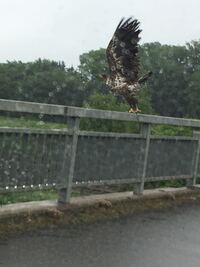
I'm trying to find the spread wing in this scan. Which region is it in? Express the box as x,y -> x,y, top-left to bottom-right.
106,17 -> 141,82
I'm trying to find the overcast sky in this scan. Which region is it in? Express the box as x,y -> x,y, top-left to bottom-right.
0,0 -> 200,66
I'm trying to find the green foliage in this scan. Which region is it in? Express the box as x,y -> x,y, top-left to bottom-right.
80,93 -> 140,132
186,70 -> 200,117
0,188 -> 88,205
0,115 -> 66,129
139,43 -> 189,117
78,48 -> 109,97
145,179 -> 186,189
139,41 -> 200,118
79,48 -> 108,79
0,59 -> 85,107
152,125 -> 192,136
0,190 -> 57,205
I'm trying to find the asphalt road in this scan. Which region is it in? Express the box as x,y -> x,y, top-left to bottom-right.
1,203 -> 200,267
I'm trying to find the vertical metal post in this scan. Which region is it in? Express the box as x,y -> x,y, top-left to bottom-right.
134,123 -> 151,195
188,131 -> 200,187
58,117 -> 80,204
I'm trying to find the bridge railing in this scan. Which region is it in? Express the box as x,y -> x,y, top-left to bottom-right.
0,99 -> 200,203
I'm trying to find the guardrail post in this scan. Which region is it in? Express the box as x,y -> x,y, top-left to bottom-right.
58,116 -> 80,204
187,131 -> 200,187
134,123 -> 151,195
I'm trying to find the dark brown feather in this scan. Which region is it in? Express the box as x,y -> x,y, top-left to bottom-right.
106,17 -> 141,82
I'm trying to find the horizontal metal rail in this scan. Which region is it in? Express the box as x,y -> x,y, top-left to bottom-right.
0,98 -> 200,128
0,127 -> 196,141
0,99 -> 65,116
0,127 -> 69,135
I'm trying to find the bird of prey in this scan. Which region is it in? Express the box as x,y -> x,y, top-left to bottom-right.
101,17 -> 152,113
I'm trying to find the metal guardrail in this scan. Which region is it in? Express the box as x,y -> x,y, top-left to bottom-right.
0,99 -> 199,203
1,98 -> 200,127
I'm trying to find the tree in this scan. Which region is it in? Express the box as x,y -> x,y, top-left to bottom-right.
78,48 -> 109,96
186,71 -> 200,117
0,59 -> 85,107
139,42 -> 190,117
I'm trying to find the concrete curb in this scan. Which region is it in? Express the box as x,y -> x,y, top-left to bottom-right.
1,186 -> 200,219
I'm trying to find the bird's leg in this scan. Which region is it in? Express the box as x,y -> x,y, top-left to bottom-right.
135,105 -> 141,113
128,108 -> 134,113
128,105 -> 141,113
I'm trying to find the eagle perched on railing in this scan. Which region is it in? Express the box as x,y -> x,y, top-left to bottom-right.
101,17 -> 152,113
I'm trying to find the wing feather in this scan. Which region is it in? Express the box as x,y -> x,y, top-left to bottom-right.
106,17 -> 141,82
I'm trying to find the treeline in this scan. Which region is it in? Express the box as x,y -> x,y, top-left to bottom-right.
1,40 -> 200,119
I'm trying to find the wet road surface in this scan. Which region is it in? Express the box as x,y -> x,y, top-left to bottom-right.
1,203 -> 200,267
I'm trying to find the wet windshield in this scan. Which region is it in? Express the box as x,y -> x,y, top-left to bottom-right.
0,1 -> 200,266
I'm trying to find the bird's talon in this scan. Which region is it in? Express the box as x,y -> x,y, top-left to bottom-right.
128,108 -> 141,113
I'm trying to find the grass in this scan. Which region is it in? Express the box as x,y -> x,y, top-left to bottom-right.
0,190 -> 58,205
0,188 -> 86,205
0,115 -> 66,129
152,124 -> 192,136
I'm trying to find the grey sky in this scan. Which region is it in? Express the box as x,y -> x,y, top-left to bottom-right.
0,0 -> 200,66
